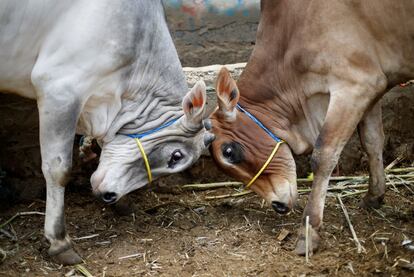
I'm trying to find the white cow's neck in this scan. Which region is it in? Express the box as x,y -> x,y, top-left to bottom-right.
78,1 -> 188,143
113,22 -> 188,140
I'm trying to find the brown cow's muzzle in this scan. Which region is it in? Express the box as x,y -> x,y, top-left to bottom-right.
250,174 -> 297,214
272,201 -> 290,214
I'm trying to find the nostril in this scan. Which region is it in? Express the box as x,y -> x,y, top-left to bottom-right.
102,192 -> 117,204
272,201 -> 290,214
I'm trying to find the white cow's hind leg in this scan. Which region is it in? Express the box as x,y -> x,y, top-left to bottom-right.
358,101 -> 386,208
33,72 -> 82,265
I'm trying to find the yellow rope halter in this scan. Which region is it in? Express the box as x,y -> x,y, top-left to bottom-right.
125,117 -> 182,184
245,141 -> 284,189
134,138 -> 152,183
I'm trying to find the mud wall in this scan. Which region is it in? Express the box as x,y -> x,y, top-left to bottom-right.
164,0 -> 260,66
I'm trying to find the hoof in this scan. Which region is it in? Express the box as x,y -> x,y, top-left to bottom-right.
51,248 -> 82,265
294,226 -> 320,256
358,195 -> 384,209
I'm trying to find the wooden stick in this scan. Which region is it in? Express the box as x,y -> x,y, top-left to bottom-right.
181,168 -> 413,192
182,181 -> 243,190
204,190 -> 253,200
196,168 -> 414,200
0,211 -> 45,230
386,175 -> 400,193
206,180 -> 414,200
394,176 -> 414,194
386,174 -> 414,179
340,189 -> 368,198
296,168 -> 414,183
297,175 -> 366,183
298,180 -> 414,194
75,265 -> 93,277
0,248 -> 6,262
73,234 -> 100,241
386,167 -> 414,173
118,253 -> 143,260
305,215 -> 310,263
385,153 -> 406,171
337,196 -> 364,254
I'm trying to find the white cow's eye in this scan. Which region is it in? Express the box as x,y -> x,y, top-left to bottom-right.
168,150 -> 183,168
172,150 -> 183,161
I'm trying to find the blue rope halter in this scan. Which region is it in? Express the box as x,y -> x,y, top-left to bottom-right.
236,104 -> 282,142
123,115 -> 182,183
125,116 -> 182,139
235,103 -> 284,188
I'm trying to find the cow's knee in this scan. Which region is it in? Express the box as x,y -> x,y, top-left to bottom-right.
42,156 -> 72,187
310,144 -> 339,177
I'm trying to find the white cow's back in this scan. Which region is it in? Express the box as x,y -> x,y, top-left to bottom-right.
0,0 -> 74,98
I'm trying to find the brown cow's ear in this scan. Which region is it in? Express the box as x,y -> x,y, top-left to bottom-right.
216,67 -> 239,120
182,80 -> 207,126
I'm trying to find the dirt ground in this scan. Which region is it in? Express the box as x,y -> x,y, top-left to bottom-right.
1,164 -> 414,277
1,4 -> 414,273
0,72 -> 414,277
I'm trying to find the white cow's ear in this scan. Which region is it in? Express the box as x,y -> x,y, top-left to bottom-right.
216,67 -> 239,120
182,80 -> 207,126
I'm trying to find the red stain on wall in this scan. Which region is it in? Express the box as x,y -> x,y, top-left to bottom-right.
181,5 -> 198,17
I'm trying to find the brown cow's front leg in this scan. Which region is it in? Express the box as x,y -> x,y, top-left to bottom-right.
294,84 -> 385,255
358,102 -> 385,209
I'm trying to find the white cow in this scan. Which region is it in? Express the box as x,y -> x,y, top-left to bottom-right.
0,0 -> 214,264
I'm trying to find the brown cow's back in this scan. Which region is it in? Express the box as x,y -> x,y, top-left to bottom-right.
237,0 -> 414,153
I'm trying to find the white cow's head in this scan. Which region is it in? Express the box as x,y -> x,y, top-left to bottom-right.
90,81 -> 214,203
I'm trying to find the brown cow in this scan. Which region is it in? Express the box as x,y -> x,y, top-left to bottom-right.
209,0 -> 414,255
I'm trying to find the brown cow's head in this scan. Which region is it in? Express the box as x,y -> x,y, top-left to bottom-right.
209,67 -> 298,214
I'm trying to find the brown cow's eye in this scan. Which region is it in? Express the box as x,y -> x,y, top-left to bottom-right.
221,142 -> 244,164
223,147 -> 233,158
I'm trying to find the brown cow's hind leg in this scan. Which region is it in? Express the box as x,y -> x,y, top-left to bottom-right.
358,102 -> 386,209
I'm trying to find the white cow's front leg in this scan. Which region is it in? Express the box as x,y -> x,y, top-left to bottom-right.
44,182 -> 79,263
34,76 -> 83,265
